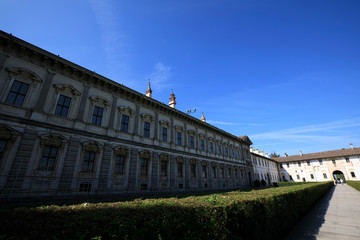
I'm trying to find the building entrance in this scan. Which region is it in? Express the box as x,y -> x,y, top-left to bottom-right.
333,170 -> 346,183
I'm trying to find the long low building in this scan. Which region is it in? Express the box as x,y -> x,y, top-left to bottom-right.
275,146 -> 360,182
0,31 -> 254,200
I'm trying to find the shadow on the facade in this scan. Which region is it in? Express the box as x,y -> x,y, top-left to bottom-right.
282,185 -> 335,240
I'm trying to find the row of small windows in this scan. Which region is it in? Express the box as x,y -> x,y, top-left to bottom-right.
281,158 -> 353,168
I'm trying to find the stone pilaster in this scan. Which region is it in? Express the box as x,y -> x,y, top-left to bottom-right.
58,137 -> 81,192
184,158 -> 190,189
154,111 -> 159,141
108,96 -> 118,129
34,71 -> 55,112
76,84 -> 90,122
170,155 -> 176,189
208,162 -> 213,188
133,103 -> 140,136
197,160 -> 202,188
151,151 -> 159,191
127,147 -> 139,191
97,143 -> 112,192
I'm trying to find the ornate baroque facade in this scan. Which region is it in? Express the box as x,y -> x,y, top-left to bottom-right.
0,31 -> 254,200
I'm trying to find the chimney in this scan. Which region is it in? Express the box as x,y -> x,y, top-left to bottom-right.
169,90 -> 176,108
146,81 -> 152,98
299,150 -> 303,156
254,148 -> 259,154
350,143 -> 354,149
284,153 -> 288,157
259,150 -> 264,156
200,112 -> 206,122
250,147 -> 253,152
265,153 -> 269,158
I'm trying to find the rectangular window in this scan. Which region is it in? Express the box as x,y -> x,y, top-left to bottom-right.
5,80 -> 30,106
82,151 -> 96,173
346,158 -> 350,163
55,95 -> 71,117
162,127 -> 167,141
161,160 -> 167,177
221,168 -> 225,178
177,162 -> 183,177
92,106 -> 103,126
351,172 -> 356,178
0,140 -> 7,159
140,158 -> 148,175
319,160 -> 323,165
190,164 -> 196,178
310,174 -> 314,179
202,166 -> 207,178
143,122 -> 150,137
323,173 -> 327,179
287,163 -> 290,168
332,160 -> 336,164
200,139 -> 205,151
39,145 -> 58,171
120,115 -> 129,132
210,142 -> 214,153
189,136 -> 194,148
225,147 -> 228,156
307,161 -> 310,166
79,183 -> 92,192
232,149 -> 235,158
297,175 -> 300,180
235,169 -> 238,179
298,162 -> 301,167
114,155 -> 125,174
218,145 -> 222,155
228,168 -> 231,178
212,166 -> 216,178
177,132 -> 182,145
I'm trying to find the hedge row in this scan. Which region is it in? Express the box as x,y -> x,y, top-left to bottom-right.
347,181 -> 360,191
273,181 -> 312,187
0,182 -> 333,240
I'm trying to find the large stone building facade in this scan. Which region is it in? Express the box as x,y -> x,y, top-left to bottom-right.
0,31 -> 254,200
275,146 -> 360,182
250,148 -> 280,185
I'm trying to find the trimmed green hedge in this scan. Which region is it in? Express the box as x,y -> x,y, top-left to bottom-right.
0,182 -> 333,240
274,181 -> 313,187
347,181 -> 360,191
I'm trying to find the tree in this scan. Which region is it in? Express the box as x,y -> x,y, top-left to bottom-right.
269,152 -> 280,158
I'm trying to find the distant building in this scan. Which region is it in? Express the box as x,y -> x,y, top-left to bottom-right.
250,147 -> 280,185
0,31 -> 253,200
274,146 -> 360,182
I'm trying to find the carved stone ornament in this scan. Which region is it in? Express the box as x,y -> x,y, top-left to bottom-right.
201,160 -> 207,166
139,150 -> 151,159
53,84 -> 81,96
82,142 -> 101,152
89,96 -> 111,108
208,137 -> 214,141
6,67 -> 42,84
219,163 -> 224,168
190,158 -> 197,165
176,156 -> 184,163
40,134 -> 67,147
174,125 -> 184,132
114,146 -> 129,156
211,162 -> 217,167
198,133 -> 205,139
187,130 -> 196,136
117,106 -> 135,116
159,120 -> 170,127
160,154 -> 170,161
0,125 -> 21,141
141,113 -> 154,122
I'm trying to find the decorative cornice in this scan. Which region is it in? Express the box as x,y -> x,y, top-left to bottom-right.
53,84 -> 81,96
117,106 -> 135,117
89,96 -> 111,108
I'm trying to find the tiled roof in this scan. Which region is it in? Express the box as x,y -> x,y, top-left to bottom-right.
273,147 -> 360,163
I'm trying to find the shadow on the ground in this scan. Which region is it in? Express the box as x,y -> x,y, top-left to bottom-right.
282,185 -> 336,240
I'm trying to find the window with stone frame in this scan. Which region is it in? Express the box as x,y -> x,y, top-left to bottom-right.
143,121 -> 150,137
310,174 -> 314,179
120,115 -> 130,132
218,144 -> 222,155
202,165 -> 207,178
162,127 -> 167,141
140,158 -> 148,176
323,173 -> 327,179
177,132 -> 182,145
319,160 -> 323,165
161,160 -> 168,177
235,168 -> 238,179
221,167 -> 225,178
52,84 -> 81,118
228,167 -> 232,179
114,155 -> 126,175
0,139 -> 7,160
231,149 -> 235,158
346,157 -> 350,163
55,94 -> 71,117
212,165 -> 217,178
92,106 -> 104,126
210,142 -> 214,153
350,172 -> 356,178
0,125 -> 20,169
200,139 -> 205,151
297,175 -> 300,180
189,135 -> 194,148
190,164 -> 196,178
80,142 -> 101,174
225,146 -> 228,157
39,145 -> 58,171
89,96 -> 110,127
177,162 -> 183,177
5,80 -> 30,106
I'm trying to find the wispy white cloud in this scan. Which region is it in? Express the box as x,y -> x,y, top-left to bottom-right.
207,120 -> 236,125
207,121 -> 266,126
250,118 -> 360,144
149,62 -> 172,93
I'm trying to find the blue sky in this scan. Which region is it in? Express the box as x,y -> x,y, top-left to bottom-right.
1,0 -> 360,156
